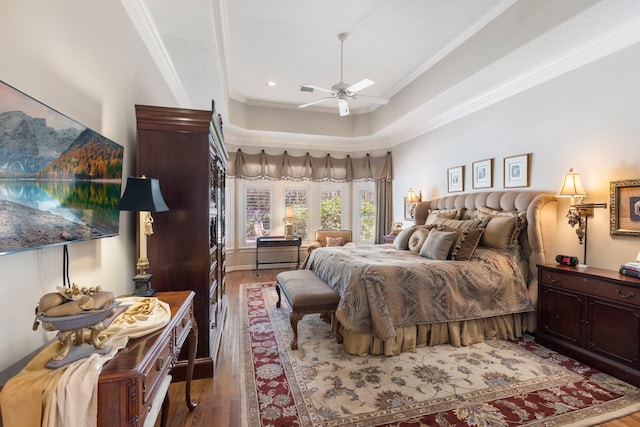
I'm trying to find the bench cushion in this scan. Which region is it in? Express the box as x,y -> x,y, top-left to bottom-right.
276,270 -> 339,309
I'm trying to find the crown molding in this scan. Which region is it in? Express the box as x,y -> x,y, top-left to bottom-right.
121,0 -> 190,106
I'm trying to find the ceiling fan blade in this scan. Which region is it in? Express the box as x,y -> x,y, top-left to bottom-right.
298,97 -> 334,109
346,78 -> 374,93
300,84 -> 335,94
353,94 -> 389,105
338,99 -> 350,116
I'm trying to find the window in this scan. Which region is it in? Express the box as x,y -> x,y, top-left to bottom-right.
357,186 -> 376,242
284,187 -> 309,241
245,186 -> 271,242
236,180 -> 375,246
320,188 -> 343,230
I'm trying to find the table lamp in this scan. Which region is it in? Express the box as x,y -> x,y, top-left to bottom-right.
116,176 -> 169,296
283,206 -> 297,239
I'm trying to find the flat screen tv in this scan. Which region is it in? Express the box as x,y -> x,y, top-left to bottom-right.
0,81 -> 124,255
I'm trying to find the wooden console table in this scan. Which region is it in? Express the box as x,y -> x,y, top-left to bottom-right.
0,290 -> 198,427
256,236 -> 301,270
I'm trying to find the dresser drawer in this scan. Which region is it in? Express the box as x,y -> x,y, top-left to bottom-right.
174,309 -> 193,349
143,337 -> 172,404
540,269 -> 640,307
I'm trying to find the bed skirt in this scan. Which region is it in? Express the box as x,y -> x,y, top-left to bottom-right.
332,313 -> 529,356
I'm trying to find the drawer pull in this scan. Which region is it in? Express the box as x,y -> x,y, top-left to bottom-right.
156,357 -> 164,371
615,289 -> 635,299
548,275 -> 561,284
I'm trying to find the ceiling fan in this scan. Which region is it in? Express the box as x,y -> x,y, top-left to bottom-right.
298,32 -> 389,117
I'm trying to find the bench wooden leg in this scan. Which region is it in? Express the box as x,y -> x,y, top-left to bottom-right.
276,283 -> 282,308
290,312 -> 303,350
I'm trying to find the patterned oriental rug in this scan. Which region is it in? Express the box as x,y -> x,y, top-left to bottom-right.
240,283 -> 640,426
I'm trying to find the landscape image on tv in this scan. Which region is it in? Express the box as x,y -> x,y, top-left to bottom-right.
0,81 -> 124,255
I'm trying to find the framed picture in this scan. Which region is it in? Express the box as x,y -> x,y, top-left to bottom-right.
404,197 -> 415,220
472,158 -> 493,189
503,153 -> 531,188
610,179 -> 640,237
447,166 -> 464,193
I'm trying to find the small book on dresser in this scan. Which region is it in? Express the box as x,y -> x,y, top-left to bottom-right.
620,262 -> 640,279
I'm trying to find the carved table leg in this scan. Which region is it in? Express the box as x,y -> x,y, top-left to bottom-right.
185,320 -> 198,411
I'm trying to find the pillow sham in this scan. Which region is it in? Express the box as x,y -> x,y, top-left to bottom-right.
419,229 -> 457,260
325,236 -> 345,247
432,216 -> 485,229
476,207 -> 527,257
392,225 -> 418,250
408,226 -> 431,253
425,208 -> 463,225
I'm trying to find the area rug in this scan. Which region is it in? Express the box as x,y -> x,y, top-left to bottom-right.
240,282 -> 640,426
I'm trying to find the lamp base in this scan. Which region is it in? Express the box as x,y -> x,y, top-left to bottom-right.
284,223 -> 294,239
132,273 -> 155,297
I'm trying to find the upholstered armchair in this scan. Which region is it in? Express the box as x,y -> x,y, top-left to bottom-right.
307,230 -> 353,254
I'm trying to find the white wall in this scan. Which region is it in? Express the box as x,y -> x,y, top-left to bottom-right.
0,0 -> 177,371
392,41 -> 640,271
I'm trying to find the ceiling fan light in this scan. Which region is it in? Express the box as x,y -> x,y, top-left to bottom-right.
338,99 -> 349,116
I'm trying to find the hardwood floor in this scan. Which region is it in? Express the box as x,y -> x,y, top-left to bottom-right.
161,269 -> 640,427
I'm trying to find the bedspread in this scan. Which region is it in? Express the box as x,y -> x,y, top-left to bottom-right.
305,245 -> 533,341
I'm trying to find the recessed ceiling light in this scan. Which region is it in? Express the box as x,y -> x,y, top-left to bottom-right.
266,81 -> 276,87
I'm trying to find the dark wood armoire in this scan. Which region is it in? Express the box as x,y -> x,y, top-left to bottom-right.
134,104 -> 227,379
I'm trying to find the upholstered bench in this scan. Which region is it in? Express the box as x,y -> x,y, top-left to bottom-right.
276,270 -> 340,350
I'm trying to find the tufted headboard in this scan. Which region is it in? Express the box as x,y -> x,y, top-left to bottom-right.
413,191 -> 557,329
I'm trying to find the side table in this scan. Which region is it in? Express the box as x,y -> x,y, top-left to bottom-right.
383,234 -> 398,244
537,264 -> 640,387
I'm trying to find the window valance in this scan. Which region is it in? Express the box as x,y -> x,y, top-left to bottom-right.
227,149 -> 392,182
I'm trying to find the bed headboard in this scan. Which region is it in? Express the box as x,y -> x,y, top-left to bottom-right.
413,191 -> 557,314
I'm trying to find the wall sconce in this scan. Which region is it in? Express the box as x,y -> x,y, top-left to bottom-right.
556,168 -> 607,266
116,176 -> 169,296
283,206 -> 297,240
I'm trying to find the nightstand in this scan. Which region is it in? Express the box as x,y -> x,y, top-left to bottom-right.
536,264 -> 640,387
383,234 -> 397,244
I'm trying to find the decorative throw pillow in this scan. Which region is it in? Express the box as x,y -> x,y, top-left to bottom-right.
438,225 -> 485,261
476,207 -> 527,257
419,229 -> 457,260
392,225 -> 418,250
432,217 -> 485,230
325,236 -> 345,247
408,226 -> 431,253
425,208 -> 463,225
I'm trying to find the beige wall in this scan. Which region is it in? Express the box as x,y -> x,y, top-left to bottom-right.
392,41 -> 640,271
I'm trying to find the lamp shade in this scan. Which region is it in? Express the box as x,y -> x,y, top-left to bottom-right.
116,177 -> 169,212
406,188 -> 417,203
557,168 -> 587,198
283,206 -> 297,221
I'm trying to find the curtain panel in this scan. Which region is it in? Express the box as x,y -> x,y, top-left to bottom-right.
227,149 -> 393,183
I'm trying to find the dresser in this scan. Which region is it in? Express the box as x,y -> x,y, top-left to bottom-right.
537,264 -> 640,387
135,104 -> 228,379
0,291 -> 197,427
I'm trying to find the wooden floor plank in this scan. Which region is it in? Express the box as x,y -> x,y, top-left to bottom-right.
161,268 -> 640,427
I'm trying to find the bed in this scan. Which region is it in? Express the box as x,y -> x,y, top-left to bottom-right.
304,191 -> 557,356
